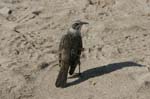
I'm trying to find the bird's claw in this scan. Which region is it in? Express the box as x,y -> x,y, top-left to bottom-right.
78,73 -> 82,77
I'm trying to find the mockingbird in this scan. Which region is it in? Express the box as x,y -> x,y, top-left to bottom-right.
55,20 -> 88,88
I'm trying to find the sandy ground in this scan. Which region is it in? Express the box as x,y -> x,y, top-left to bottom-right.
0,0 -> 150,99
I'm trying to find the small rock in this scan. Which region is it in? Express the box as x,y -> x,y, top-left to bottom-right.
88,0 -> 94,5
24,74 -> 32,81
89,80 -> 97,86
143,34 -> 148,37
14,49 -> 20,55
38,62 -> 49,69
92,82 -> 97,86
0,7 -> 12,17
97,47 -> 102,51
32,10 -> 42,16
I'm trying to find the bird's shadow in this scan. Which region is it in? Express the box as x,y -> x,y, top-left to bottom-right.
67,61 -> 144,87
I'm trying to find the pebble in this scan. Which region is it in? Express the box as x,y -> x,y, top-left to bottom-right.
0,7 -> 12,17
38,62 -> 49,69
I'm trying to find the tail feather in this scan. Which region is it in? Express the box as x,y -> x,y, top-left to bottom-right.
55,62 -> 69,88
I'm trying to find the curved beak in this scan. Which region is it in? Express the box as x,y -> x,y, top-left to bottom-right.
81,21 -> 89,25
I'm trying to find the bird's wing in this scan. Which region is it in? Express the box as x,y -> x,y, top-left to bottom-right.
58,34 -> 72,66
56,34 -> 72,87
77,35 -> 83,55
59,34 -> 72,51
69,35 -> 83,75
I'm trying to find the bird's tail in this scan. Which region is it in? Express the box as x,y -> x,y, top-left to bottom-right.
55,62 -> 69,88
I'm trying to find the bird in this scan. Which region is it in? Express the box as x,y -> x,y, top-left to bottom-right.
55,20 -> 88,88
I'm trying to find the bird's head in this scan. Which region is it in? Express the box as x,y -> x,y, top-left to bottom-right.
71,20 -> 89,31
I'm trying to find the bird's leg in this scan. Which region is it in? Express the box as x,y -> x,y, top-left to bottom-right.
59,53 -> 62,67
78,60 -> 82,77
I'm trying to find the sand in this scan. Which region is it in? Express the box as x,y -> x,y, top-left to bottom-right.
0,0 -> 150,99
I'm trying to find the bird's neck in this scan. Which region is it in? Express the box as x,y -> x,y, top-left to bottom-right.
68,28 -> 81,36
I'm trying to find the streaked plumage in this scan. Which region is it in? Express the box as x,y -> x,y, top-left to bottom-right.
55,20 -> 88,88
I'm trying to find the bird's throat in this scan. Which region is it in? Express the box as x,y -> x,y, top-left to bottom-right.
69,28 -> 81,36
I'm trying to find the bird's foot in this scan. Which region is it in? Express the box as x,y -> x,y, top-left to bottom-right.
78,73 -> 82,77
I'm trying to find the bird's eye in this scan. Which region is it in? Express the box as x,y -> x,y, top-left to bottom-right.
75,23 -> 79,26
72,23 -> 80,29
